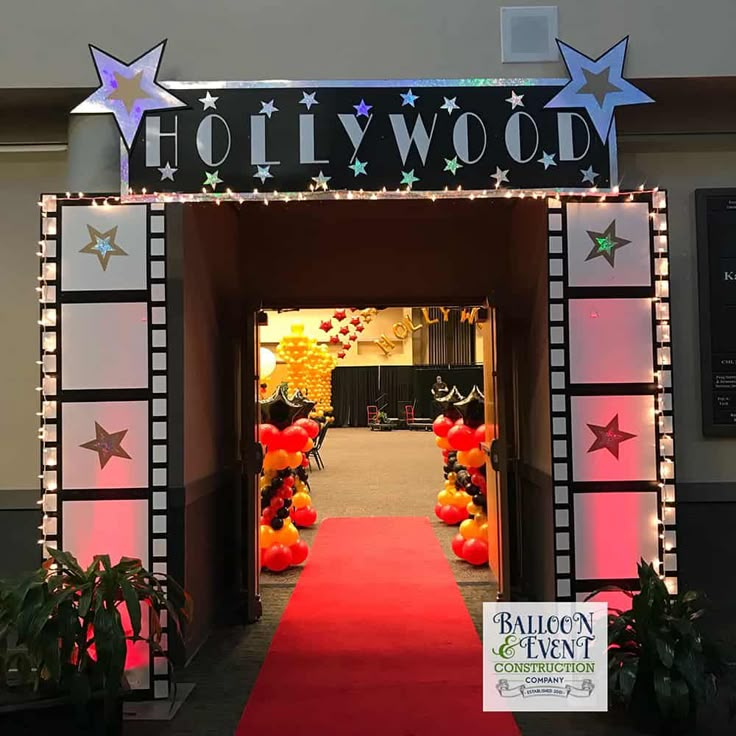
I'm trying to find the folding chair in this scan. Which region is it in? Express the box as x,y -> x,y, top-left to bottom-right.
307,424 -> 329,470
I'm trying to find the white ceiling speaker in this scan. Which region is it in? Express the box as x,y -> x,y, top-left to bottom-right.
501,6 -> 560,63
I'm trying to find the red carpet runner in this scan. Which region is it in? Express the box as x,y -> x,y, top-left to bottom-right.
236,517 -> 520,736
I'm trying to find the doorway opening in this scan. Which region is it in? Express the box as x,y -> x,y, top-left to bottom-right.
255,303 -> 500,607
176,196 -> 552,643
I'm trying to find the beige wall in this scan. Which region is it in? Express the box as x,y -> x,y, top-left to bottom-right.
0,152 -> 67,499
0,1 -> 733,88
260,307 -> 414,366
620,138 -> 736,484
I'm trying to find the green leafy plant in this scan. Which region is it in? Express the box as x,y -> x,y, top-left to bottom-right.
591,559 -> 718,734
0,549 -> 191,721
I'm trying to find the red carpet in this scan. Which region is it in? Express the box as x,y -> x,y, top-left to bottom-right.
236,517 -> 520,736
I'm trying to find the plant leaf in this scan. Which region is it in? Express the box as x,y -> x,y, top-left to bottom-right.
119,578 -> 142,639
655,637 -> 675,668
653,666 -> 673,718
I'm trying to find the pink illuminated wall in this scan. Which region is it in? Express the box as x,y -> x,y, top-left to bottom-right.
573,492 -> 659,580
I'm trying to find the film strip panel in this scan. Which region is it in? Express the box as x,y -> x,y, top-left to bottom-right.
39,195 -> 169,699
547,191 -> 676,604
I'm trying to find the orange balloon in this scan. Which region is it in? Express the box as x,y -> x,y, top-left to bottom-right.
259,524 -> 276,548
460,518 -> 483,541
457,448 -> 485,469
286,451 -> 303,468
304,438 -> 314,452
264,449 -> 290,470
435,436 -> 452,450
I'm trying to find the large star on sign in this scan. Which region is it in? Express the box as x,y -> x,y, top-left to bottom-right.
544,37 -> 653,143
586,414 -> 636,459
80,422 -> 132,469
79,225 -> 127,271
585,220 -> 631,267
71,41 -> 187,150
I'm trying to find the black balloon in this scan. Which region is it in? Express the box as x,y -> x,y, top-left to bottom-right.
260,385 -> 302,429
277,507 -> 290,519
454,385 -> 485,428
473,494 -> 485,506
270,517 -> 284,530
290,389 -> 317,420
435,386 -> 464,418
283,498 -> 292,509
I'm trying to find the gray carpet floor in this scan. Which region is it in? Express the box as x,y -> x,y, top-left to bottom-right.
124,429 -> 664,735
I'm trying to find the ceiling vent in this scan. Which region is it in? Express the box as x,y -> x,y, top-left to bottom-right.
501,6 -> 559,63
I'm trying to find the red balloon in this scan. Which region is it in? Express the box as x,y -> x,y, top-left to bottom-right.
432,415 -> 455,438
281,425 -> 309,453
263,544 -> 293,572
462,538 -> 489,566
447,424 -> 477,452
301,455 -> 310,467
289,540 -> 309,565
434,502 -> 444,520
259,424 -> 280,449
439,504 -> 468,525
470,472 -> 486,488
291,505 -> 317,527
283,476 -> 295,487
270,497 -> 284,509
295,418 -> 320,439
451,533 -> 466,558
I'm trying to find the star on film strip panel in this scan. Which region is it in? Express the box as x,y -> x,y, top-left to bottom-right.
547,192 -> 676,604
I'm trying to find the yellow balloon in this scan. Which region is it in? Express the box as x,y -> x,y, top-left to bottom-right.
437,489 -> 454,506
287,451 -> 303,467
460,518 -> 483,541
467,502 -> 481,516
273,522 -> 299,546
292,492 -> 311,509
453,491 -> 472,508
259,524 -> 276,548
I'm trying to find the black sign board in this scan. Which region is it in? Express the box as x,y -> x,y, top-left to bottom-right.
124,82 -> 615,195
696,189 -> 736,435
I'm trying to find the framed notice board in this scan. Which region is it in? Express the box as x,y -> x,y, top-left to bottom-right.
696,189 -> 736,436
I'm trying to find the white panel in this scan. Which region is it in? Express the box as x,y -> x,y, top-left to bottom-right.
61,302 -> 149,390
568,298 -> 654,384
570,394 -> 657,482
60,204 -> 148,291
566,202 -> 652,287
574,492 -> 659,579
62,498 -> 149,567
61,401 -> 149,489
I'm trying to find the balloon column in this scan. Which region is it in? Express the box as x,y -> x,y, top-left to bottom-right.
432,388 -> 471,525
276,323 -> 316,396
435,386 -> 494,567
305,343 -> 337,413
259,387 -> 321,572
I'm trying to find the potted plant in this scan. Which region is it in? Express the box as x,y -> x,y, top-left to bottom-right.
0,549 -> 191,735
591,559 -> 724,734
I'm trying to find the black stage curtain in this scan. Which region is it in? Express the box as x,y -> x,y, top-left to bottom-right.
331,365 -> 483,427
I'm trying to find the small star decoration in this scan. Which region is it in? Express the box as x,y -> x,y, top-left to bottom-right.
204,170 -> 223,190
491,167 -> 509,187
586,414 -> 636,459
79,225 -> 127,271
400,170 -> 420,188
440,97 -> 459,115
254,165 -> 273,184
354,99 -> 372,117
400,89 -> 419,107
349,159 -> 367,176
444,157 -> 462,175
80,422 -> 132,469
259,100 -> 279,118
300,92 -> 318,110
505,91 -> 524,109
585,220 -> 632,267
312,170 -> 331,190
